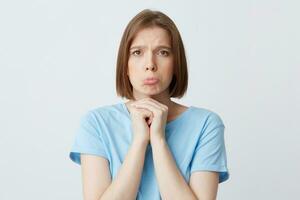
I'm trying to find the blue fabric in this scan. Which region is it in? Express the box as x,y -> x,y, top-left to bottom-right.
69,102 -> 230,199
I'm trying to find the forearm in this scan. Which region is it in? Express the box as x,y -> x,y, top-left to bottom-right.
100,139 -> 148,200
151,137 -> 197,200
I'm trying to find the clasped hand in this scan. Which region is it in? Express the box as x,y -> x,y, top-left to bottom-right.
130,97 -> 168,142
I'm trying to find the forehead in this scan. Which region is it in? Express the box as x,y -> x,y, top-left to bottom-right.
130,26 -> 171,46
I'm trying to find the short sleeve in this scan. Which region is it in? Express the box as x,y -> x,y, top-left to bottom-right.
69,111 -> 109,165
190,113 -> 230,183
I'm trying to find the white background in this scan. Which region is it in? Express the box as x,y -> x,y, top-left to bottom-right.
0,0 -> 299,199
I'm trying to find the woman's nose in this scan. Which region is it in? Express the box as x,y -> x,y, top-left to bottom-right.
145,53 -> 157,71
146,65 -> 156,71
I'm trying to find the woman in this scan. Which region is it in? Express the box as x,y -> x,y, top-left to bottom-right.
70,9 -> 229,200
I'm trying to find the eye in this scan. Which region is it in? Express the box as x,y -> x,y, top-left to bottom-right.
158,50 -> 170,56
131,50 -> 141,56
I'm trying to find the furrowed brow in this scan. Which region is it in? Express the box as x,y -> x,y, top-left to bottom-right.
129,45 -> 172,50
155,45 -> 172,50
130,45 -> 145,50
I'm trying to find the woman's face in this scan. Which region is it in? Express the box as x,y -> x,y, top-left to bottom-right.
127,26 -> 174,100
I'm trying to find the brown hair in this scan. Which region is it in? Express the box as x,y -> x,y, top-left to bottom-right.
116,9 -> 188,100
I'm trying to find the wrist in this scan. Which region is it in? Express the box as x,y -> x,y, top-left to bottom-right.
132,137 -> 149,147
150,136 -> 166,146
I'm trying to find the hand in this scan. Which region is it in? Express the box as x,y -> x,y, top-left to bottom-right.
131,98 -> 168,142
127,100 -> 152,144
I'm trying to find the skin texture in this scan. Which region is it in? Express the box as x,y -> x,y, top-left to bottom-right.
80,26 -> 219,200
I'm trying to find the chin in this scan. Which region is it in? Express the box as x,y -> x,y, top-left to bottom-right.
143,92 -> 159,96
135,84 -> 168,97
144,89 -> 166,97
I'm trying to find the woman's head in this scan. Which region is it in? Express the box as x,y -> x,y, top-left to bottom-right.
116,9 -> 188,100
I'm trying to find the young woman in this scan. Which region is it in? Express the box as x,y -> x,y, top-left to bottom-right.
70,9 -> 229,200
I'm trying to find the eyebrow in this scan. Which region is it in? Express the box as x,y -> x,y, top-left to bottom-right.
129,45 -> 172,51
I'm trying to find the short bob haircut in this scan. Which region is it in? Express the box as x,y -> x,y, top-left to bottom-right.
116,9 -> 188,100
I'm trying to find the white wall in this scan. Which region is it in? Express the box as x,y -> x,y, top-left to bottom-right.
0,0 -> 299,199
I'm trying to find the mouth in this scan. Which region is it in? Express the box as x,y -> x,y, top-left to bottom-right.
144,78 -> 159,85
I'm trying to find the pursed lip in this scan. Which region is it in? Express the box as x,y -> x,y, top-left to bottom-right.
144,77 -> 159,84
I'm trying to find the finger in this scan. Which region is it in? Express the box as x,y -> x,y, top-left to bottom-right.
134,106 -> 154,120
134,102 -> 162,114
142,110 -> 153,126
146,117 -> 152,126
140,98 -> 168,109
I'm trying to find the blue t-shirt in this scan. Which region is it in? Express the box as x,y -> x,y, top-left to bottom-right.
69,102 -> 229,199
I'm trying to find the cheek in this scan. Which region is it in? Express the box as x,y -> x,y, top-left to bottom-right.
128,57 -> 143,67
127,65 -> 140,82
128,60 -> 142,75
158,56 -> 173,67
161,60 -> 174,74
127,58 -> 136,74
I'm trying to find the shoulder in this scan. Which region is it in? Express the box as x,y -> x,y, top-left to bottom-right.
188,106 -> 226,144
80,102 -> 125,125
86,102 -> 123,117
190,105 -> 225,127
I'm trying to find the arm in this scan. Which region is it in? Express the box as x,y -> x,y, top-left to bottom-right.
81,139 -> 148,200
151,136 -> 219,200
189,171 -> 219,200
151,136 -> 198,200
